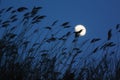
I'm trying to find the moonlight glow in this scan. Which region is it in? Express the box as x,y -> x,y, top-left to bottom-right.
75,25 -> 86,36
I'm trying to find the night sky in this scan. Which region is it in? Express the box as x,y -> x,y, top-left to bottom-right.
41,0 -> 120,38
1,0 -> 120,39
0,0 -> 120,79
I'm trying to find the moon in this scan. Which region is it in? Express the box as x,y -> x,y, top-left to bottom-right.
75,25 -> 86,36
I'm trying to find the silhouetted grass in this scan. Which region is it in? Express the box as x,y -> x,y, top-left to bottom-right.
0,6 -> 120,80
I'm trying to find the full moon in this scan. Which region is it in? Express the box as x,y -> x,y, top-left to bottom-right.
75,25 -> 86,36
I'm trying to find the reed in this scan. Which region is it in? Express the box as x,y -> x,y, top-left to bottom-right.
0,6 -> 120,80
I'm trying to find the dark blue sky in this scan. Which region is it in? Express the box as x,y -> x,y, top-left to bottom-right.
40,0 -> 120,38
1,0 -> 120,38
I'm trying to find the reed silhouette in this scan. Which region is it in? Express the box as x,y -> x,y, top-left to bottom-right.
75,29 -> 83,38
0,6 -> 120,80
